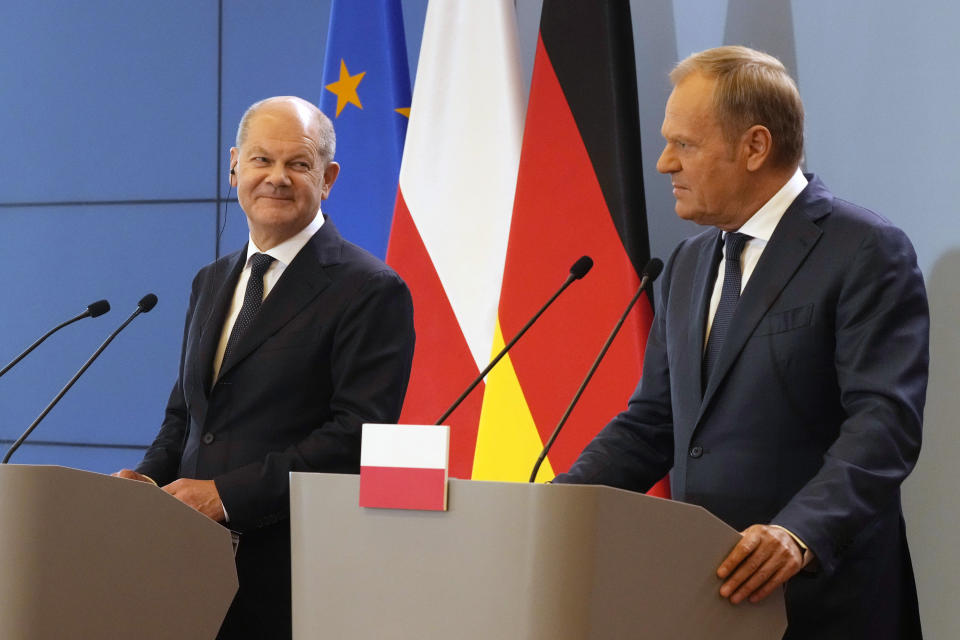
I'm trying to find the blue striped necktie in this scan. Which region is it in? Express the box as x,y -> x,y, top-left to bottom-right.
703,232 -> 749,388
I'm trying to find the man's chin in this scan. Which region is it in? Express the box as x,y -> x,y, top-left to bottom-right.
255,198 -> 295,209
250,202 -> 298,219
674,203 -> 694,221
673,204 -> 712,227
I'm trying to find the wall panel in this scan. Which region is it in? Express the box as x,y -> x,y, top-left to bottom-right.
0,1 -> 219,202
0,203 -> 211,449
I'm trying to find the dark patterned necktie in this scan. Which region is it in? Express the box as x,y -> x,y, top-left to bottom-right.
703,232 -> 750,387
222,252 -> 275,368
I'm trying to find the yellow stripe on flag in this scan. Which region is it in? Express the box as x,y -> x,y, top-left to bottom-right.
472,319 -> 554,482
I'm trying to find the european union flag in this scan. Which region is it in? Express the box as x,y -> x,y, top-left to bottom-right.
319,0 -> 411,259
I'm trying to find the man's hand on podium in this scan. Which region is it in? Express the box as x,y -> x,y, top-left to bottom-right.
112,469 -> 156,484
163,478 -> 226,523
112,471 -> 226,523
716,524 -> 803,605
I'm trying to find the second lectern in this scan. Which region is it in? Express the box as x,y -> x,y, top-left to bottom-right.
290,473 -> 786,639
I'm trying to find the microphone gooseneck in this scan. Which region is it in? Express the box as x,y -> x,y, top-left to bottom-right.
2,295 -> 157,464
0,300 -> 111,380
434,256 -> 594,426
529,258 -> 663,482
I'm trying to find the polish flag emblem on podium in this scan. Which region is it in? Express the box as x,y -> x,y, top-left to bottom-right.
359,424 -> 450,511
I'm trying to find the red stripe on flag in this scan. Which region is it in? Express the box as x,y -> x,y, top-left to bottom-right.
359,465 -> 447,511
500,35 -> 654,475
386,190 -> 484,479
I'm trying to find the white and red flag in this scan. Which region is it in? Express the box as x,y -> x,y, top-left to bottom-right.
385,0 -> 524,479
359,424 -> 450,511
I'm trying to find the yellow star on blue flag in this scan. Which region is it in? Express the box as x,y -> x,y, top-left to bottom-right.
319,0 -> 411,258
325,59 -> 366,117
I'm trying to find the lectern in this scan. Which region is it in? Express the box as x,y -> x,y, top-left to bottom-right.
290,473 -> 786,639
0,465 -> 238,640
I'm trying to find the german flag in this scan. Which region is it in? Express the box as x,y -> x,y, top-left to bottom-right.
473,1 -> 668,497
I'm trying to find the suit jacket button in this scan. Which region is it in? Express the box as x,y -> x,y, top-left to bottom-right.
689,445 -> 703,458
202,432 -> 215,445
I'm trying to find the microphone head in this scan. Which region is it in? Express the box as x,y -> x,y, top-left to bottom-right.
137,294 -> 158,313
87,300 -> 111,317
642,258 -> 664,282
570,256 -> 594,280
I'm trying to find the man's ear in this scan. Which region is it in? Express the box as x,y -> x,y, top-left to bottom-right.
229,147 -> 240,187
742,125 -> 773,172
321,161 -> 341,199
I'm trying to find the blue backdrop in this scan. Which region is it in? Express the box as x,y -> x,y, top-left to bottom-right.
1,1 -> 957,633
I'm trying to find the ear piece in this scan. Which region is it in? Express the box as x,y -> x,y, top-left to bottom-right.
230,167 -> 236,175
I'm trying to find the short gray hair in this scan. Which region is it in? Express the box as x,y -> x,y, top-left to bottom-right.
235,96 -> 336,164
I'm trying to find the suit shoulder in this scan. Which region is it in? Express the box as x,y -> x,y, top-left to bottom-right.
664,227 -> 716,271
337,239 -> 402,277
829,197 -> 889,225
191,248 -> 244,289
823,198 -> 917,255
678,227 -> 718,251
327,240 -> 409,301
197,248 -> 244,274
337,239 -> 394,272
824,196 -> 900,233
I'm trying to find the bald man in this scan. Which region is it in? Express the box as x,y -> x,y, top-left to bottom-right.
116,97 -> 416,638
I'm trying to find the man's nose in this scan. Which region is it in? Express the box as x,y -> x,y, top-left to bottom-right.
656,145 -> 678,174
266,164 -> 292,187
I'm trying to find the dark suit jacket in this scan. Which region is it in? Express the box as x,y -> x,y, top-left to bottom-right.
556,176 -> 928,639
136,217 -> 415,638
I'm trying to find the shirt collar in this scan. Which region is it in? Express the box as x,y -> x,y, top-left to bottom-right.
245,210 -> 325,268
735,167 -> 807,242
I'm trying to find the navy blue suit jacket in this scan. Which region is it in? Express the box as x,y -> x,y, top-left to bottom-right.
556,176 -> 928,639
137,217 -> 415,638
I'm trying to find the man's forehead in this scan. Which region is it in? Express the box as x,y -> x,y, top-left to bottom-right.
242,108 -> 321,148
663,75 -> 718,128
248,110 -> 313,132
244,141 -> 315,158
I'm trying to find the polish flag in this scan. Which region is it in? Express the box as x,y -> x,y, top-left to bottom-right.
384,0 -> 524,479
359,424 -> 450,511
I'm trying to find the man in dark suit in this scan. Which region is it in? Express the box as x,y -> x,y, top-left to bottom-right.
115,96 -> 415,638
554,47 -> 928,638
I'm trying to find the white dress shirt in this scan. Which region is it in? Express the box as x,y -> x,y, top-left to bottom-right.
704,168 -> 808,346
212,212 -> 325,381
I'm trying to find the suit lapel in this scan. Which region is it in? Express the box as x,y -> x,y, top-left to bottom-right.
678,232 -> 723,411
192,250 -> 246,398
216,220 -> 342,379
698,177 -> 832,416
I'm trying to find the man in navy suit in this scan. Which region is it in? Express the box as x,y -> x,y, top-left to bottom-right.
554,47 -> 928,638
116,96 -> 415,639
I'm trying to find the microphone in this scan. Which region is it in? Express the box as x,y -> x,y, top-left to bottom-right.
2,294 -> 158,464
529,258 -> 663,482
0,300 -> 110,380
435,256 -> 594,425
